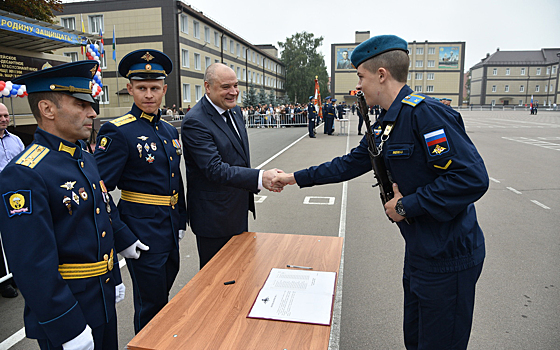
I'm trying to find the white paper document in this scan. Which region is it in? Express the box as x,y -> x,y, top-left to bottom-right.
247,268 -> 337,325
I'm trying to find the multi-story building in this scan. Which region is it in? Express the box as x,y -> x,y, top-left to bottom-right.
331,32 -> 465,107
54,0 -> 286,117
469,48 -> 560,107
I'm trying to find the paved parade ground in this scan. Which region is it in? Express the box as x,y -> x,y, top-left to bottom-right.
1,110 -> 559,349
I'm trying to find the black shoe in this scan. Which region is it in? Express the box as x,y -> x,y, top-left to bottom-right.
358,132 -> 363,135
1,285 -> 18,298
309,135 -> 316,138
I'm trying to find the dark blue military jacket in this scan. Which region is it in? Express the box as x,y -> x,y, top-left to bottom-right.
324,102 -> 336,118
295,85 -> 488,273
94,104 -> 187,254
0,128 -> 121,346
307,103 -> 316,119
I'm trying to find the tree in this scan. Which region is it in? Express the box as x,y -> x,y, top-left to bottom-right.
268,90 -> 277,107
242,83 -> 259,107
0,0 -> 63,24
257,87 -> 268,105
278,32 -> 329,105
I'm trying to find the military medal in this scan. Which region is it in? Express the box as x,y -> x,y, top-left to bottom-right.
146,154 -> 155,163
99,180 -> 111,213
144,143 -> 150,152
151,142 -> 157,151
172,139 -> 182,155
79,187 -> 88,201
60,181 -> 76,190
72,191 -> 80,205
137,143 -> 143,158
63,196 -> 72,215
137,136 -> 149,141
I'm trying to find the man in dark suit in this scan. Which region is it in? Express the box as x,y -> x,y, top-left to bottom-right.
181,63 -> 283,268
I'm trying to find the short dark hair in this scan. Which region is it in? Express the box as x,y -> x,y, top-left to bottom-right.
27,92 -> 64,121
362,50 -> 409,83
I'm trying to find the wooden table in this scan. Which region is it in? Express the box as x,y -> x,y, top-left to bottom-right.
127,232 -> 343,350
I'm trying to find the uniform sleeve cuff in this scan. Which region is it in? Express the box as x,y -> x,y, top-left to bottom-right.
401,195 -> 424,218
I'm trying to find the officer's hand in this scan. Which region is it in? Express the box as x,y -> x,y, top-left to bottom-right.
385,183 -> 405,222
178,229 -> 186,242
62,325 -> 94,350
119,240 -> 150,259
115,283 -> 126,304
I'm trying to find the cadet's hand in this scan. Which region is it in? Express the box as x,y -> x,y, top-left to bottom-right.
385,183 -> 405,222
262,168 -> 285,192
272,172 -> 297,187
178,229 -> 186,241
62,325 -> 94,350
115,283 -> 126,304
119,240 -> 149,259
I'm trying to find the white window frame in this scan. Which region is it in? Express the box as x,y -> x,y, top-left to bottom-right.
415,73 -> 423,80
230,40 -> 234,54
242,68 -> 246,81
535,85 -> 540,92
546,67 -> 550,75
415,60 -> 423,68
428,47 -> 435,55
195,85 -> 202,101
536,68 -> 541,75
61,17 -> 76,30
194,53 -> 201,70
205,56 -> 211,70
63,52 -> 79,62
493,68 -> 497,75
222,36 -> 227,50
427,73 -> 434,80
237,67 -> 241,80
427,60 -> 435,67
181,49 -> 189,68
506,68 -> 510,75
492,85 -> 496,92
242,46 -> 246,58
100,86 -> 109,104
491,100 -> 496,106
505,85 -> 509,92
204,26 -> 210,43
414,85 -> 422,92
100,54 -> 107,69
416,48 -> 424,55
407,73 -> 411,80
193,21 -> 200,39
183,83 -> 191,102
180,14 -> 188,34
236,43 -> 240,57
521,67 -> 525,75
88,15 -> 103,34
520,85 -> 524,92
214,31 -> 220,47
552,66 -> 557,74
426,85 -> 434,92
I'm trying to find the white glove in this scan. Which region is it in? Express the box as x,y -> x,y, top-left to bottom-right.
62,325 -> 94,350
178,229 -> 186,242
119,240 -> 149,259
115,283 -> 126,304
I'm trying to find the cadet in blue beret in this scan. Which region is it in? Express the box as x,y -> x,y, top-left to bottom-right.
323,96 -> 337,135
307,96 -> 316,138
273,34 -> 488,350
1,60 -> 125,350
94,49 -> 187,333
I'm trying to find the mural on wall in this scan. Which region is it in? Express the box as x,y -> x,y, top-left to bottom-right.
336,48 -> 354,69
439,46 -> 459,68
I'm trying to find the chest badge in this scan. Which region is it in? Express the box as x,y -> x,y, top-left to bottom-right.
172,139 -> 182,155
63,196 -> 72,215
137,143 -> 143,158
146,154 -> 155,163
144,143 -> 150,152
151,142 -> 157,151
137,136 -> 149,141
60,181 -> 77,190
79,187 -> 88,201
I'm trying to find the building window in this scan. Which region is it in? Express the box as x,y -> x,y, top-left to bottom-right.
252,51 -> 255,62
237,67 -> 241,80
415,73 -> 423,80
242,68 -> 246,80
214,59 -> 219,64
506,68 -> 510,75
194,53 -> 201,70
416,48 -> 424,55
426,85 -> 434,92
521,67 -> 525,75
205,56 -> 211,70
222,36 -> 227,50
214,31 -> 220,47
428,47 -> 435,55
545,85 -> 548,92
204,26 -> 210,43
520,85 -> 524,92
427,73 -> 434,80
551,83 -> 555,91
193,21 -> 200,39
88,15 -> 103,34
505,85 -> 509,92
181,49 -> 189,67
407,73 -> 411,80
100,86 -> 109,104
195,85 -> 202,101
546,67 -> 550,75
230,40 -> 234,54
492,85 -> 496,92
236,43 -> 240,57
63,52 -> 79,62
100,54 -> 107,69
183,84 -> 191,102
536,68 -> 541,75
553,66 -> 557,74
180,14 -> 188,34
493,68 -> 497,75
415,60 -> 423,68
61,17 -> 75,30
242,46 -> 246,58
535,85 -> 540,92
414,85 -> 422,92
427,60 -> 435,67
519,100 -> 523,106
491,100 -> 496,106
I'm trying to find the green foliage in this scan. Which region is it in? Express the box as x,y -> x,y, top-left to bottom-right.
278,32 -> 329,104
257,87 -> 268,105
267,90 -> 277,107
0,0 -> 63,24
242,83 -> 259,107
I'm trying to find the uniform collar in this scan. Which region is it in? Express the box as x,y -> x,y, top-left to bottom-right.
379,84 -> 413,123
34,128 -> 83,159
130,103 -> 161,123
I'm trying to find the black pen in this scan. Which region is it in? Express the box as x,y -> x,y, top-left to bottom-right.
286,264 -> 313,270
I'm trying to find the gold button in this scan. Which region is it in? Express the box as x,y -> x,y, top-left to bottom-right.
170,156 -> 173,161
156,126 -> 159,130
164,140 -> 168,144
81,162 -> 84,168
172,205 -> 175,209
105,278 -> 110,283
172,173 -> 175,177
104,254 -> 108,261
96,208 -> 100,214
102,231 -> 106,237
173,190 -> 176,194
93,184 -> 96,189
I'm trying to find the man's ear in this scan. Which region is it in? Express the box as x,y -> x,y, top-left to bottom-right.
127,82 -> 133,95
38,100 -> 56,121
162,84 -> 168,95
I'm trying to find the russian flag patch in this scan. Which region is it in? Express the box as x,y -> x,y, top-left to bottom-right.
424,129 -> 450,156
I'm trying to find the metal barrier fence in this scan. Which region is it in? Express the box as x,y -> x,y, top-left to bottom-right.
456,105 -> 559,111
1,234 -> 12,284
244,113 -> 309,128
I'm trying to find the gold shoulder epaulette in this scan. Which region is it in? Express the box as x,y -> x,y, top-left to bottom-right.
161,119 -> 174,126
110,114 -> 137,127
402,94 -> 426,107
15,144 -> 50,169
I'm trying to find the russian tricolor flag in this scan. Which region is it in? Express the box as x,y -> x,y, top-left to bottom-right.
424,129 -> 447,147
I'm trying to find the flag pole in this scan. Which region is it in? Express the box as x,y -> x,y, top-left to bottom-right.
113,25 -> 120,107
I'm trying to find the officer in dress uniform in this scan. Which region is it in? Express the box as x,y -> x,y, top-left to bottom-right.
273,35 -> 489,350
323,97 -> 337,135
1,60 -> 125,350
307,96 -> 316,138
94,49 -> 187,334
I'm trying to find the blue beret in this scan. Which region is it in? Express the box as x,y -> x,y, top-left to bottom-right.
332,99 -> 337,102
13,60 -> 98,103
350,35 -> 408,68
324,96 -> 331,100
119,49 -> 172,80
309,96 -> 314,100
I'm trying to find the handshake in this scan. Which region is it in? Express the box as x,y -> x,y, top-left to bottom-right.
262,169 -> 297,192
